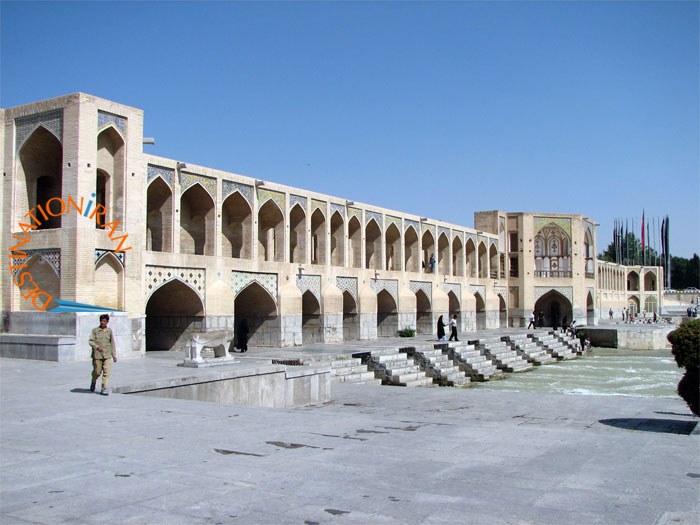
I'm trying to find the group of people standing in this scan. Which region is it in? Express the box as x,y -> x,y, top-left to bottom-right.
436,314 -> 459,342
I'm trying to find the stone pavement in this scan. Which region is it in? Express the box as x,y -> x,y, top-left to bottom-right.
1,343 -> 699,524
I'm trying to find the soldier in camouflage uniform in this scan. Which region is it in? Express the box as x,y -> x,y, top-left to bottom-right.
89,314 -> 118,395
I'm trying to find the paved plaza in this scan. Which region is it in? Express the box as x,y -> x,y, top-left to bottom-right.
1,340 -> 699,524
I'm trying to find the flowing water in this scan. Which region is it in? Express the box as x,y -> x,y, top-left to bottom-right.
479,348 -> 683,398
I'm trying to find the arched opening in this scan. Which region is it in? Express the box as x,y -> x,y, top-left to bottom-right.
474,292 -> 486,330
377,289 -> 398,337
627,296 -> 640,317
466,238 -> 477,278
627,271 -> 640,291
330,211 -> 345,267
146,177 -> 172,252
348,216 -> 361,269
584,229 -> 594,277
289,203 -> 306,264
302,291 -> 322,343
404,225 -> 419,273
343,291 -> 358,340
498,294 -> 507,328
234,282 -> 279,346
365,219 -> 382,270
95,169 -> 109,229
258,200 -> 284,262
180,184 -> 215,256
311,208 -> 326,265
95,253 -> 123,310
18,126 -> 63,229
448,291 -> 461,329
18,255 -> 59,311
534,290 -> 573,330
477,242 -> 488,278
415,289 -> 432,334
96,126 -> 125,224
644,296 -> 658,314
643,271 -> 657,291
452,237 -> 464,277
222,192 -> 252,259
422,230 -> 435,273
534,223 -> 572,277
437,233 -> 450,275
489,244 -> 498,279
385,224 -> 401,271
586,292 -> 595,325
146,280 -> 204,351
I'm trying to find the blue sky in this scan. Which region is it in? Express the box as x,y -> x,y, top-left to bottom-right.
2,1 -> 698,257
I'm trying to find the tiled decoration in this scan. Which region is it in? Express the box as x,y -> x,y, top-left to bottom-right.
98,110 -> 127,134
231,271 -> 278,302
330,203 -> 345,218
405,219 -> 419,234
336,276 -> 358,302
223,181 -> 253,208
386,215 -> 401,231
438,227 -> 451,241
257,188 -> 285,213
534,217 -> 572,237
422,223 -> 436,240
290,194 -> 307,212
534,286 -> 573,303
465,232 -> 477,246
409,281 -> 432,304
494,285 -> 507,297
347,207 -> 362,222
365,211 -> 382,228
95,249 -> 125,268
443,282 -> 461,299
311,199 -> 326,215
180,172 -> 217,200
370,278 -> 398,305
11,249 -> 61,278
146,266 -> 205,301
296,274 -> 322,303
15,109 -> 63,152
147,165 -> 174,188
470,284 -> 486,298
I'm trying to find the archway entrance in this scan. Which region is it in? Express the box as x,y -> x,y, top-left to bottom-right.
234,282 -> 278,346
498,294 -> 507,328
415,290 -> 432,334
448,291 -> 461,332
146,280 -> 204,351
475,292 -> 486,330
534,290 -> 572,330
302,291 -> 322,343
377,290 -> 398,337
343,292 -> 358,340
586,292 -> 595,325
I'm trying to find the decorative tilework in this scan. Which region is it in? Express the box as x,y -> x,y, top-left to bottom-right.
330,203 -> 345,218
15,109 -> 63,152
311,199 -> 326,215
146,265 -> 205,301
443,283 -> 461,299
98,111 -> 127,134
336,276 -> 358,302
493,286 -> 507,297
438,227 -> 451,241
405,219 -> 419,234
11,249 -> 61,278
347,207 -> 362,222
386,216 -> 401,231
534,286 -> 573,303
422,223 -> 436,240
180,172 -> 217,199
95,249 -> 125,268
296,274 -> 321,303
370,278 -> 398,305
257,188 -> 285,213
147,165 -> 174,187
223,181 -> 253,207
365,211 -> 382,228
231,271 -> 278,302
290,194 -> 307,211
470,284 -> 486,298
534,217 -> 572,236
409,281 -> 432,303
465,232 -> 477,246
587,287 -> 595,300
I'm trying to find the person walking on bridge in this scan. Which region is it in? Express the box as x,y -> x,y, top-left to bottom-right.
89,314 -> 117,395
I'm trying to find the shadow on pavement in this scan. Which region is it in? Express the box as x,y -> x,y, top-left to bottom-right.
70,388 -> 95,394
599,418 -> 698,435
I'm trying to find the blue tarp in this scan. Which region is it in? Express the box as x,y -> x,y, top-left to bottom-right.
47,299 -> 122,313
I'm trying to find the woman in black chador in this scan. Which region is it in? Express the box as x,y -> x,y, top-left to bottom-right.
237,318 -> 250,353
436,315 -> 447,342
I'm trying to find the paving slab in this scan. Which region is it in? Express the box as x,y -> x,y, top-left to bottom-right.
1,353 -> 699,525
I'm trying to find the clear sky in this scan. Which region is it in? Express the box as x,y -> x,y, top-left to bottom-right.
2,1 -> 698,257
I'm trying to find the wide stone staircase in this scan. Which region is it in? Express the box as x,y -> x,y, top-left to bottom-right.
528,332 -> 578,360
505,333 -> 558,366
303,355 -> 382,385
474,337 -> 534,373
553,331 -> 584,355
441,341 -> 504,381
399,346 -> 471,387
362,348 -> 434,387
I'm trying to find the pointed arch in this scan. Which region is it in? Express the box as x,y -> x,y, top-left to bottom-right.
474,292 -> 486,330
584,227 -> 594,276
627,271 -> 640,292
289,203 -> 307,264
18,254 -> 59,311
377,289 -> 398,337
222,191 -> 252,259
534,289 -> 573,329
404,225 -> 419,273
422,230 -> 435,272
147,176 -> 173,252
448,291 -> 461,329
466,238 -> 477,278
627,295 -> 640,317
437,232 -> 450,275
311,208 -> 327,265
330,210 -> 345,267
235,281 -> 279,347
302,290 -> 322,343
643,271 -> 657,291
452,236 -> 464,277
17,126 -> 63,229
477,242 -> 488,278
95,252 -> 123,310
415,289 -> 432,335
180,183 -> 215,256
385,223 -> 401,271
489,243 -> 499,279
343,291 -> 358,340
145,279 -> 205,351
97,125 -> 125,225
587,291 -> 595,325
498,293 -> 507,328
365,219 -> 382,270
348,216 -> 362,269
534,223 -> 572,277
258,199 -> 285,262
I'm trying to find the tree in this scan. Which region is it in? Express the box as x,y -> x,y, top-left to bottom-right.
667,320 -> 700,416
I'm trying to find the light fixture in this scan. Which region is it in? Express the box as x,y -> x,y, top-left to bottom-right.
143,137 -> 156,145
176,162 -> 187,170
420,217 -> 428,222
255,180 -> 265,187
346,200 -> 354,206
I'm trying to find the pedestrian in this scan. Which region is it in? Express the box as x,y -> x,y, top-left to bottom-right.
237,317 -> 249,353
608,308 -> 613,320
538,311 -> 544,328
622,308 -> 626,322
429,253 -> 436,273
89,314 -> 118,395
527,310 -> 535,329
653,311 -> 657,323
436,315 -> 447,341
570,319 -> 577,337
449,314 -> 459,341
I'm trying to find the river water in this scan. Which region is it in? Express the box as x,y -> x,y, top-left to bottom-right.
479,348 -> 683,398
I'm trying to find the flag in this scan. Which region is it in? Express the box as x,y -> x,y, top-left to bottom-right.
641,210 -> 645,259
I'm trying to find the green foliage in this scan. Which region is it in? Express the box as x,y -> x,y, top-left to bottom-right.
398,327 -> 416,338
670,254 -> 700,290
667,320 -> 700,416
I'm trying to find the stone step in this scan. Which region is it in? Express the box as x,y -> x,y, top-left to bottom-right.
332,372 -> 381,384
332,364 -> 373,376
330,358 -> 363,367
